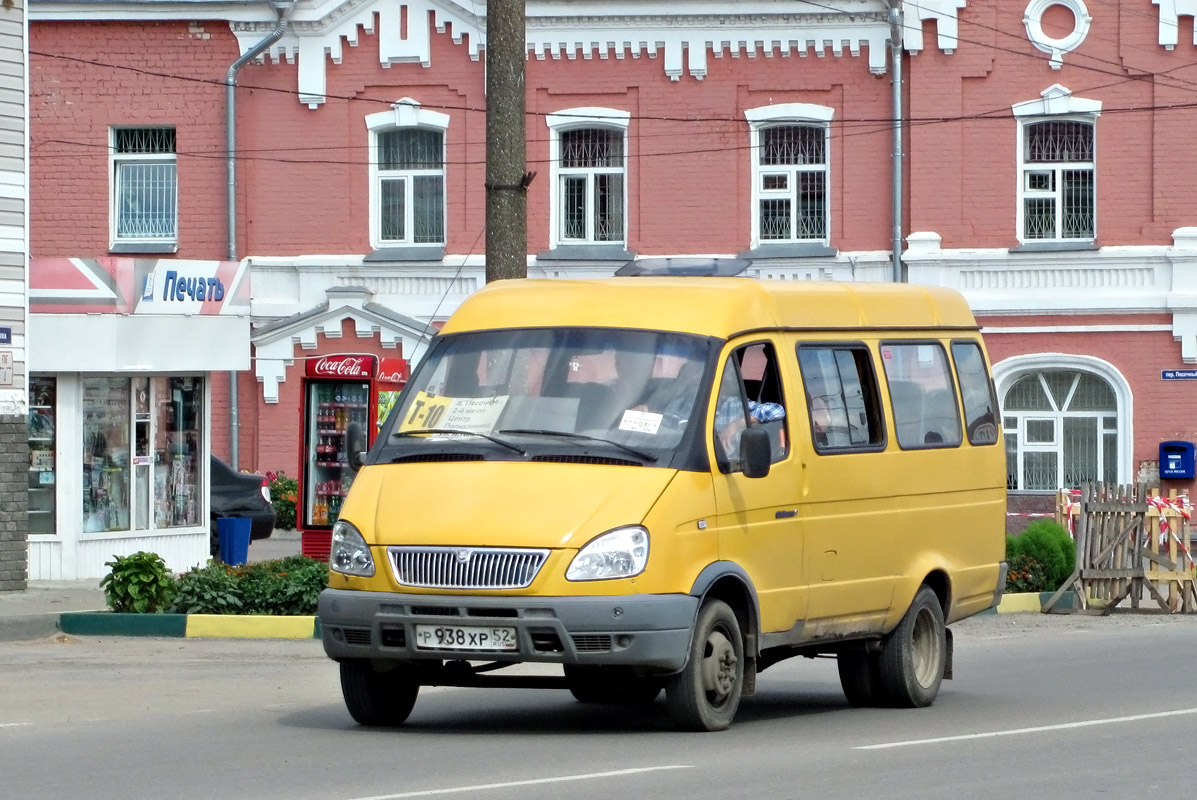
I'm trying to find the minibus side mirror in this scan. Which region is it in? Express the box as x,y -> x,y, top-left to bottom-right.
740,427 -> 772,479
346,421 -> 367,473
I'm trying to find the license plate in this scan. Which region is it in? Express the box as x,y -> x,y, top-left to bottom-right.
414,624 -> 518,651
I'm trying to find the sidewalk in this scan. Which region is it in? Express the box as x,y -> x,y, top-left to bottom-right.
0,529 -> 303,642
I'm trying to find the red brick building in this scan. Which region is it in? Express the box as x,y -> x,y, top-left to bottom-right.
24,0 -> 1197,575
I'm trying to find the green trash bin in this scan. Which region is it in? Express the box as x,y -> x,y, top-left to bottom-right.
216,517 -> 252,565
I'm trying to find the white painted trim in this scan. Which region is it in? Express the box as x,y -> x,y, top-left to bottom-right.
1023,0 -> 1091,69
545,107 -> 631,130
1012,84 -> 1102,117
991,352 -> 1133,485
364,97 -> 450,132
744,103 -> 834,127
983,325 -> 1172,334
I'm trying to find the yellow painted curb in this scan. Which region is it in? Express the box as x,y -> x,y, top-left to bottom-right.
995,593 -> 1043,614
186,614 -> 317,639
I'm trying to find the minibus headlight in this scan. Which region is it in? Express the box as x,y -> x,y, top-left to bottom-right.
329,520 -> 375,578
566,526 -> 649,581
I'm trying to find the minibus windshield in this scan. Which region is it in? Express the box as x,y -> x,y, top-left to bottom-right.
378,328 -> 712,463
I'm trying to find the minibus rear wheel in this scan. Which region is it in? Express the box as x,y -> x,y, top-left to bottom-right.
837,650 -> 887,707
665,599 -> 744,731
339,660 -> 420,726
878,585 -> 946,708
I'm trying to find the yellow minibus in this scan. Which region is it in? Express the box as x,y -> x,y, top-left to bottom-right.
318,271 -> 1008,731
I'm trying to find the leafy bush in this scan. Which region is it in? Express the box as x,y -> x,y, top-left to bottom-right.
235,556 -> 329,616
172,556 -> 328,615
1005,552 -> 1050,593
100,551 -> 178,613
1005,520 -> 1076,592
172,561 -> 245,615
266,470 -> 298,530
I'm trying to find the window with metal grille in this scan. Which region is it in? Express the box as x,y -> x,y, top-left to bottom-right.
556,127 -> 625,244
754,124 -> 828,243
1019,119 -> 1094,242
111,127 -> 177,243
1002,369 -> 1117,490
375,128 -> 445,245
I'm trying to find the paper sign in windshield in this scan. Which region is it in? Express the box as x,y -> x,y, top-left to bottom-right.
398,391 -> 509,434
619,409 -> 662,435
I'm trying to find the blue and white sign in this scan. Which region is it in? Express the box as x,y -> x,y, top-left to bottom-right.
1161,369 -> 1197,380
0,327 -> 9,344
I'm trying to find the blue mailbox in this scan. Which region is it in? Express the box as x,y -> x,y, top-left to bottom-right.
1159,441 -> 1196,480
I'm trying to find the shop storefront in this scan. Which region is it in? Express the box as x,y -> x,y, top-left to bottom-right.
26,257 -> 250,580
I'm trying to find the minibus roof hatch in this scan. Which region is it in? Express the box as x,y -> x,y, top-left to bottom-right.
615,257 -> 751,277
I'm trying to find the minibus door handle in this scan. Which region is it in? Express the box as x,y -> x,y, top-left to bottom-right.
775,509 -> 797,519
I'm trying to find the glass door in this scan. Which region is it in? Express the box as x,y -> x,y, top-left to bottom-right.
305,379 -> 370,528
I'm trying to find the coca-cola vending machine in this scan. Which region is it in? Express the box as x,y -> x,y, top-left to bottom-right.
299,353 -> 408,559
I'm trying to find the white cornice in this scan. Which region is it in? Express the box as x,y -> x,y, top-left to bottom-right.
32,0 -> 972,107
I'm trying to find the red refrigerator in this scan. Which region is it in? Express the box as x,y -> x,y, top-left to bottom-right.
298,354 -> 408,560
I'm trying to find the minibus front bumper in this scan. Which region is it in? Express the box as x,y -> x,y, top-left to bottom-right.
318,588 -> 699,671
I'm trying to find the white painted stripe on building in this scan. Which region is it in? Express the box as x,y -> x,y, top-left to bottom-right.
345,766 -> 693,800
982,325 -> 1172,334
855,707 -> 1197,750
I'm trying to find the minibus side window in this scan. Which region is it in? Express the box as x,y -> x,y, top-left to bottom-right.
879,341 -> 963,449
796,344 -> 884,451
951,340 -> 1000,445
713,342 -> 788,472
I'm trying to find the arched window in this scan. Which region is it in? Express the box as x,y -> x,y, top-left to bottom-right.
1002,369 -> 1118,490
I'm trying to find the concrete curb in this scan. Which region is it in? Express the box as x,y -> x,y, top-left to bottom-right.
58,612 -> 322,639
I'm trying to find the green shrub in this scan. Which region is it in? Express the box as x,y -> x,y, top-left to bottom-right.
1005,552 -> 1050,593
236,556 -> 329,616
266,470 -> 298,530
100,551 -> 178,613
172,556 -> 327,615
1006,520 -> 1076,592
172,561 -> 245,615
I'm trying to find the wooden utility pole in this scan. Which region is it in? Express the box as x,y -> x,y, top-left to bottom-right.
484,0 -> 528,282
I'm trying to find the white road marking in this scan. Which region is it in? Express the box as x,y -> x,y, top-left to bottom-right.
0,722 -> 32,728
856,707 -> 1197,750
345,766 -> 693,800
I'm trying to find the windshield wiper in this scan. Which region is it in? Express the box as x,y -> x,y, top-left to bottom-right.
498,429 -> 658,463
392,428 -> 526,456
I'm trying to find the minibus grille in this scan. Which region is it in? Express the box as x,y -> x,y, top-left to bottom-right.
389,546 -> 550,589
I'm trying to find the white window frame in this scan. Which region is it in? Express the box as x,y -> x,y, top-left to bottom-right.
745,104 -> 834,249
1013,85 -> 1101,244
992,353 -> 1131,491
365,98 -> 450,249
110,126 -> 178,248
546,107 -> 630,247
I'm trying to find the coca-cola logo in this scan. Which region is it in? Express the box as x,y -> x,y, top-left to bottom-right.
376,357 -> 409,385
310,356 -> 373,377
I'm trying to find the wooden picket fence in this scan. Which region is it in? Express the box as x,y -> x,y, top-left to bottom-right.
1042,483 -> 1197,614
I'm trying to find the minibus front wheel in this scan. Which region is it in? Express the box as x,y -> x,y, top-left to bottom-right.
339,659 -> 420,726
665,599 -> 745,732
878,585 -> 946,708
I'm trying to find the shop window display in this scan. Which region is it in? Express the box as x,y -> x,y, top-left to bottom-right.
79,375 -> 205,534
28,376 -> 57,535
82,377 -> 131,532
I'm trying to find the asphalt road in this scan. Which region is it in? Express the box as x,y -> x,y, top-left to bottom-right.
2,611 -> 1196,800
